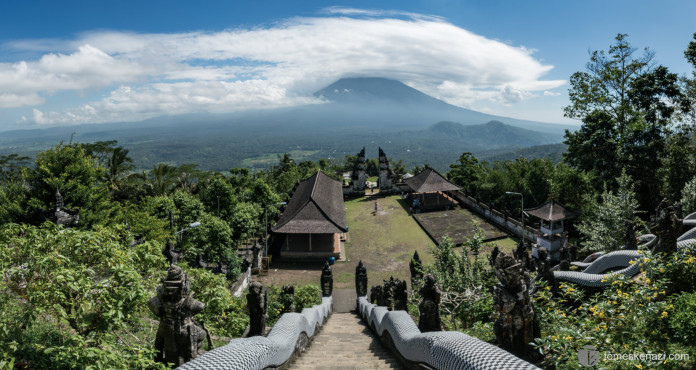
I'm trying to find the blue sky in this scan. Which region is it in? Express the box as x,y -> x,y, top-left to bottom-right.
0,0 -> 694,131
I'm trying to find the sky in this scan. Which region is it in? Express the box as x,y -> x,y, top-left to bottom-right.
0,0 -> 694,132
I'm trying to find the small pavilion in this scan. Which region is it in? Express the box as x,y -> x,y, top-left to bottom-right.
403,168 -> 460,212
525,198 -> 579,263
272,171 -> 348,259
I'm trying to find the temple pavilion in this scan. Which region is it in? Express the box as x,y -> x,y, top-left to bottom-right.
403,168 -> 460,212
525,198 -> 579,263
271,171 -> 348,259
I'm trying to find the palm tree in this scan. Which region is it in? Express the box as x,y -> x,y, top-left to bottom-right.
107,147 -> 134,193
150,163 -> 178,196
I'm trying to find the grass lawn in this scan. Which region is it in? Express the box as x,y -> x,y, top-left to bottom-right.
256,194 -> 436,289
341,194 -> 436,287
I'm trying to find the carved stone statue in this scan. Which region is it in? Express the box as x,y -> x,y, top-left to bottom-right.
493,252 -> 539,357
513,240 -> 532,271
281,285 -> 296,313
163,239 -> 183,265
651,198 -> 684,255
247,282 -> 267,337
393,279 -> 408,311
409,251 -> 423,287
355,260 -> 368,296
321,261 -> 333,296
42,188 -> 80,226
370,285 -> 383,305
490,246 -> 500,269
624,219 -> 637,250
251,243 -> 261,274
148,265 -> 207,366
382,277 -> 396,310
418,274 -> 442,332
129,233 -> 145,248
535,247 -> 556,292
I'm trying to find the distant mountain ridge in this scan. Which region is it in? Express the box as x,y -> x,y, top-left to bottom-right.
0,76 -> 572,171
426,120 -> 549,145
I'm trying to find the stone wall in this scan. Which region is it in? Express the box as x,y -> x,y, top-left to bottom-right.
451,191 -> 538,243
230,266 -> 252,298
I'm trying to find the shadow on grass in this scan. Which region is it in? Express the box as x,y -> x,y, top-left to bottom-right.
268,260 -> 326,271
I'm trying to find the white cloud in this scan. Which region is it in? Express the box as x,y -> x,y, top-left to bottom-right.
544,90 -> 561,96
4,10 -> 565,125
498,85 -> 536,104
0,92 -> 45,109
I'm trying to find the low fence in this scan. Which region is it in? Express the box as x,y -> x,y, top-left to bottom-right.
451,191 -> 538,243
179,296 -> 333,370
357,296 -> 539,370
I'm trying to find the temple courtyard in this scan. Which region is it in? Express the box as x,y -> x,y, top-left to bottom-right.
254,194 -> 517,289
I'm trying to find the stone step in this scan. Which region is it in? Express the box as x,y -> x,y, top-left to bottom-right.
290,313 -> 405,370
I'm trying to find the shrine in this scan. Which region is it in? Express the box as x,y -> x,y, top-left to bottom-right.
525,198 -> 578,264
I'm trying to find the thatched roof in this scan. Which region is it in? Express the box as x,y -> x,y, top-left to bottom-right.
272,171 -> 347,234
404,168 -> 460,193
525,199 -> 579,222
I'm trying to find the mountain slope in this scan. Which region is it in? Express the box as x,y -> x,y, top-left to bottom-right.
427,120 -> 558,145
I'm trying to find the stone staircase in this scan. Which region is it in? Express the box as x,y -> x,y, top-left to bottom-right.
290,312 -> 405,369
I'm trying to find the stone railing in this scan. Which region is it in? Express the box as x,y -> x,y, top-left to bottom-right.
357,296 -> 539,370
179,296 -> 332,370
554,250 -> 642,287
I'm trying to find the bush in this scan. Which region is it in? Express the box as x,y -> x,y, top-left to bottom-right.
184,266 -> 248,338
670,292 -> 696,344
294,285 -> 322,311
0,223 -> 167,369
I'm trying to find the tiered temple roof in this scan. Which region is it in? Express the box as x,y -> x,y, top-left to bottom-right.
525,199 -> 579,222
272,171 -> 348,234
403,168 -> 460,193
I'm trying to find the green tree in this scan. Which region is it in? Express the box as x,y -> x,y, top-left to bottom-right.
682,32 -> 696,122
106,147 -> 134,194
199,175 -> 238,219
148,163 -> 178,196
576,171 -> 643,253
549,162 -> 594,212
564,34 -> 685,211
681,176 -> 696,215
447,152 -> 481,194
365,158 -> 379,176
391,159 -> 407,176
186,213 -> 237,267
425,234 -> 494,331
26,143 -> 114,227
172,191 -> 205,227
229,202 -> 262,244
564,33 -> 653,136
